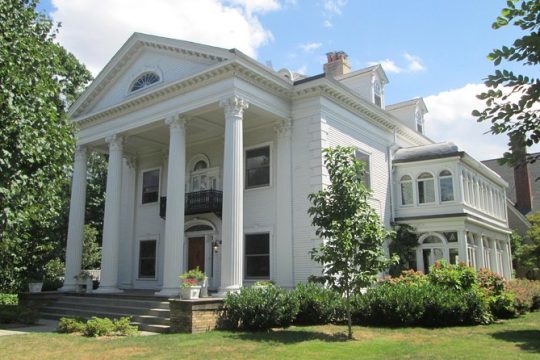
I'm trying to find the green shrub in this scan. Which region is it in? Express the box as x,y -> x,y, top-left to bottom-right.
293,283 -> 344,325
428,261 -> 477,290
222,286 -> 299,331
477,268 -> 506,296
0,294 -> 18,305
58,317 -> 86,333
489,293 -> 518,319
113,317 -> 138,336
42,278 -> 63,291
0,305 -> 38,324
83,317 -> 115,337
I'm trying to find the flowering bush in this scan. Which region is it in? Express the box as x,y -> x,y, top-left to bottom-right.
179,267 -> 205,283
506,279 -> 540,313
386,269 -> 427,286
477,268 -> 506,296
180,278 -> 199,288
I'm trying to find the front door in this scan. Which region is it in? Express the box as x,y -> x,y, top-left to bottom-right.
188,237 -> 205,272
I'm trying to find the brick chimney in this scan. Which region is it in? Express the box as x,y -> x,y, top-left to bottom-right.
511,132 -> 533,214
324,51 -> 351,77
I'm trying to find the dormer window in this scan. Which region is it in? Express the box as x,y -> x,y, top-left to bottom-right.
373,80 -> 382,107
416,109 -> 424,133
130,72 -> 160,92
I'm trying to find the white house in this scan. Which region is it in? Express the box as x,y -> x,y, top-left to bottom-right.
59,33 -> 513,296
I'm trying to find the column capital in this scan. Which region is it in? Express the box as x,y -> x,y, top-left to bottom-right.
105,134 -> 123,151
275,118 -> 292,136
74,145 -> 87,161
124,155 -> 137,169
165,114 -> 188,130
220,96 -> 249,118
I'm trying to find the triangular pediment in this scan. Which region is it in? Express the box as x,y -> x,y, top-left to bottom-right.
69,33 -> 232,119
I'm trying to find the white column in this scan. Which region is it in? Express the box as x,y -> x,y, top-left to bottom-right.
275,118 -> 294,288
477,233 -> 485,269
119,156 -> 137,289
457,230 -> 468,265
95,135 -> 124,293
489,238 -> 498,274
218,96 -> 248,295
156,115 -> 187,297
504,240 -> 513,279
59,146 -> 88,292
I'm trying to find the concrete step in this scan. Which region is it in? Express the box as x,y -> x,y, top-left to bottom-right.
50,301 -> 170,316
42,305 -> 169,320
42,310 -> 170,326
55,296 -> 170,309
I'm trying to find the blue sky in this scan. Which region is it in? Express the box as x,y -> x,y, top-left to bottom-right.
37,0 -> 532,160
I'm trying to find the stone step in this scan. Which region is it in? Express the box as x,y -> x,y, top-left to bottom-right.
42,310 -> 170,326
51,301 -> 170,316
55,295 -> 170,309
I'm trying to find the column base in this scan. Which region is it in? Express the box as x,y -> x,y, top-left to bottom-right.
93,286 -> 124,294
215,285 -> 241,297
155,288 -> 180,298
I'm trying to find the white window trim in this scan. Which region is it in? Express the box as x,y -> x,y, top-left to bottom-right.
136,235 -> 159,281
244,228 -> 272,281
399,174 -> 415,207
438,169 -> 456,203
140,167 -> 161,206
244,141 -> 273,191
126,66 -> 164,96
417,171 -> 437,206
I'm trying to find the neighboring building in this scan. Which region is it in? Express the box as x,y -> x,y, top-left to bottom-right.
59,33 -> 514,296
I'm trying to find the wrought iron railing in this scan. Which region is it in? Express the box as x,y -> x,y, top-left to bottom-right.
160,190 -> 223,219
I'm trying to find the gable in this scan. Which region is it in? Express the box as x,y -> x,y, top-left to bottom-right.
88,49 -> 218,114
69,33 -> 232,119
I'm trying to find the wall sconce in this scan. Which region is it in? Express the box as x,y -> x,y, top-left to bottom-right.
212,240 -> 222,253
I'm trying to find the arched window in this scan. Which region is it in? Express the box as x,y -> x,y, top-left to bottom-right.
373,81 -> 382,107
417,172 -> 435,204
439,170 -> 454,202
193,160 -> 208,171
400,175 -> 414,205
130,72 -> 160,92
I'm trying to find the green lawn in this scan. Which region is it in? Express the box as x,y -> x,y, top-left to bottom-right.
2,311 -> 540,360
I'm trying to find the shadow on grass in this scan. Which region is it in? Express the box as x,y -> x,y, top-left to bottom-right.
226,329 -> 349,344
491,330 -> 540,353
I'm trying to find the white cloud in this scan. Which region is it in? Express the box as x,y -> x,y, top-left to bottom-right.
322,0 -> 347,15
368,53 -> 425,75
51,0 -> 280,75
424,83 -> 510,161
404,53 -> 425,72
294,65 -> 307,75
300,42 -> 322,52
323,19 -> 333,28
368,59 -> 402,74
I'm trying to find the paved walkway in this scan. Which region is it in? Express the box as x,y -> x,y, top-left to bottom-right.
0,319 -> 158,337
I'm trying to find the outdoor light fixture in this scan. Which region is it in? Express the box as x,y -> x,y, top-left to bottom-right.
212,240 -> 222,253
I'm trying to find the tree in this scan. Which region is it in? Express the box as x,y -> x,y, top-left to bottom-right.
522,213 -> 540,279
472,0 -> 540,165
388,224 -> 418,277
0,0 -> 92,291
308,146 -> 396,339
82,225 -> 101,270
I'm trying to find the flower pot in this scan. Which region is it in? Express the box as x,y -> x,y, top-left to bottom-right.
180,285 -> 201,300
28,282 -> 43,293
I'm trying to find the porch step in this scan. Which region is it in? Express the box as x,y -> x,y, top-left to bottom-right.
38,293 -> 171,333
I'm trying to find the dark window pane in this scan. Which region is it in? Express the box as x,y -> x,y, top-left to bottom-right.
246,256 -> 270,278
138,240 -> 156,278
142,170 -> 159,204
246,146 -> 270,188
245,234 -> 269,254
140,240 -> 156,257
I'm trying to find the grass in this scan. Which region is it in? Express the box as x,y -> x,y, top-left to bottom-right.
1,311 -> 540,359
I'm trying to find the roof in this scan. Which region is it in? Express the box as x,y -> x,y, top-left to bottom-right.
393,142 -> 462,163
386,97 -> 428,114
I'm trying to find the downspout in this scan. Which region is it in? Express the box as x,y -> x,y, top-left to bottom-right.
387,128 -> 400,225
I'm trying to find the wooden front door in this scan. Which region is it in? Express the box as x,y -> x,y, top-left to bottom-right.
188,237 -> 205,272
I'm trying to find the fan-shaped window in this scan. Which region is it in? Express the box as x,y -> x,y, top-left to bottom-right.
421,235 -> 442,244
130,72 -> 160,92
193,160 -> 208,171
417,172 -> 435,204
439,170 -> 454,202
400,175 -> 413,205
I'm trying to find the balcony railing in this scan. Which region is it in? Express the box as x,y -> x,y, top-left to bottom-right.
160,190 -> 223,219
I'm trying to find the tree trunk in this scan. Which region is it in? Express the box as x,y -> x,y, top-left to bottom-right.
346,289 -> 352,339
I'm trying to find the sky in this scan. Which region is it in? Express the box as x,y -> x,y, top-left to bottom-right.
37,0 -> 536,161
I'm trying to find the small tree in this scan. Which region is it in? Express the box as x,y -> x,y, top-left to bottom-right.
308,146 -> 396,339
82,225 -> 101,270
388,224 -> 418,277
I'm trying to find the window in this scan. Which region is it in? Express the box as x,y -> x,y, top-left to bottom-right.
130,72 -> 160,92
245,146 -> 270,188
417,172 -> 435,204
245,233 -> 270,279
142,169 -> 160,204
373,81 -> 382,107
193,160 -> 208,171
416,110 -> 424,133
138,240 -> 157,279
400,175 -> 414,205
355,150 -> 370,188
439,170 -> 454,202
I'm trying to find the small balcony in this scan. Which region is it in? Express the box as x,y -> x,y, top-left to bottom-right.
160,190 -> 223,219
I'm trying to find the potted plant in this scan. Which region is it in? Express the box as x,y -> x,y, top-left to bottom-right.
179,267 -> 205,300
74,270 -> 93,293
28,269 -> 44,293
